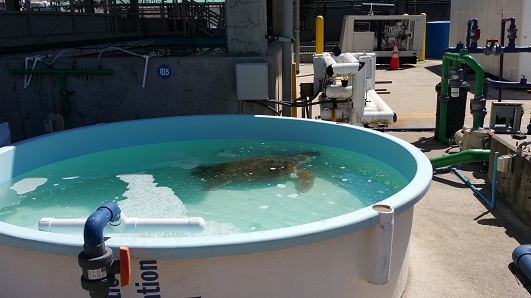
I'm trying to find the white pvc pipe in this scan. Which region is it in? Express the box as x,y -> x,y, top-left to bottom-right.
361,89 -> 395,123
362,204 -> 394,285
325,85 -> 352,99
331,63 -> 360,76
24,56 -> 44,88
97,47 -> 152,88
350,66 -> 366,126
334,52 -> 358,64
38,215 -> 206,234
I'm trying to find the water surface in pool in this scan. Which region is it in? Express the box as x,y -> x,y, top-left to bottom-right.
0,139 -> 408,235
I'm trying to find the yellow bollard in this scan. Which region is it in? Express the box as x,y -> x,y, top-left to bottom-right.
419,13 -> 427,61
291,62 -> 297,117
315,16 -> 324,54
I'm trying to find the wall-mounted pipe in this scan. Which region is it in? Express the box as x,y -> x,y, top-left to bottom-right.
512,244 -> 531,281
499,17 -> 517,101
444,44 -> 531,55
97,47 -> 151,88
23,55 -> 44,88
483,77 -> 531,99
39,216 -> 206,234
11,68 -> 114,129
282,0 -> 293,117
362,204 -> 394,285
466,18 -> 480,49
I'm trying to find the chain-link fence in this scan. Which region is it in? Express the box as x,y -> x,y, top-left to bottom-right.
1,0 -> 450,54
0,0 -> 225,54
404,0 -> 451,22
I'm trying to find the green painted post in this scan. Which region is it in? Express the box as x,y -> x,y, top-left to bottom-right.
11,68 -> 113,129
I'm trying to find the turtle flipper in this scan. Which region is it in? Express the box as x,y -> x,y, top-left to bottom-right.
296,169 -> 315,193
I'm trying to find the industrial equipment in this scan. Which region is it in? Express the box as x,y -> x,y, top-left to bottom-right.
339,14 -> 425,64
313,49 -> 396,126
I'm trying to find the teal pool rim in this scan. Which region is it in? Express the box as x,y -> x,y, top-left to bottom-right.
0,115 -> 432,259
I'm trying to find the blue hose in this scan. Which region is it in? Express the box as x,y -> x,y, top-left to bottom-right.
513,244 -> 531,281
83,202 -> 122,247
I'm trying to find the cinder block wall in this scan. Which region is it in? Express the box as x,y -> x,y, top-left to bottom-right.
489,135 -> 531,226
1,43 -> 283,142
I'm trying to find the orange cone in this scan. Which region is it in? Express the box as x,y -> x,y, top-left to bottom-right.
388,42 -> 401,70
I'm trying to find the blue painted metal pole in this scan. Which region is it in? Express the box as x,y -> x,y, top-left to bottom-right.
491,152 -> 498,209
433,151 -> 497,208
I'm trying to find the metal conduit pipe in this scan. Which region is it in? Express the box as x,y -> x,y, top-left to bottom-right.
281,0 -> 293,117
483,77 -> 531,99
97,47 -> 151,88
466,19 -> 480,49
444,45 -> 531,55
499,17 -> 516,101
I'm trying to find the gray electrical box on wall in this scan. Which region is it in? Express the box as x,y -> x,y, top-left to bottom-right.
236,63 -> 268,100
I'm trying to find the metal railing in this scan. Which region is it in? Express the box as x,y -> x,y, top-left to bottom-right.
0,0 -> 225,53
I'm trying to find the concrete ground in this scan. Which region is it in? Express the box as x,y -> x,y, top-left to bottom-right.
296,59 -> 531,297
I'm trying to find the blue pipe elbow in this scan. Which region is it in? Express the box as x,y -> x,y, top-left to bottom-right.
83,202 -> 121,247
512,244 -> 531,281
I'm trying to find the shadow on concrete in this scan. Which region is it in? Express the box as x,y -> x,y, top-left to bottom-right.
409,136 -> 450,153
509,262 -> 531,295
424,63 -> 443,77
375,64 -> 416,71
433,162 -> 531,245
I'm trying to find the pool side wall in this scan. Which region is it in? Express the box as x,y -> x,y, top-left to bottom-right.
0,207 -> 414,298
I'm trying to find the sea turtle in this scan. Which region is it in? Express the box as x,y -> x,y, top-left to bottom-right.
191,152 -> 319,193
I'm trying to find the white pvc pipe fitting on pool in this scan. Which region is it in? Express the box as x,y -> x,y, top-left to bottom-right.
362,204 -> 395,285
38,216 -> 206,234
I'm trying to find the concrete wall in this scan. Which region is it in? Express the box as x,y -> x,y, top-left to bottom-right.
1,42 -> 283,142
488,135 -> 531,226
226,0 -> 267,55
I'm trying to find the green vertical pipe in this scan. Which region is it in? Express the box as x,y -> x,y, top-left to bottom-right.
460,52 -> 485,129
439,50 -> 485,144
11,68 -> 113,129
58,72 -> 69,128
438,54 -> 451,144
